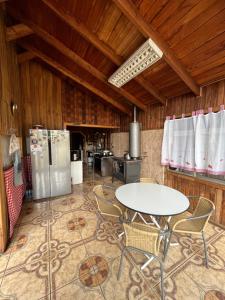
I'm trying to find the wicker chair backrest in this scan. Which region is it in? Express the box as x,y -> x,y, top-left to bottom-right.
192,196 -> 215,231
93,185 -> 119,217
139,177 -> 158,183
123,223 -> 161,256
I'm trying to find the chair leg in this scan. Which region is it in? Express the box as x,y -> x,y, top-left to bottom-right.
141,255 -> 154,270
163,230 -> 172,261
119,215 -> 123,223
131,212 -> 138,222
156,216 -> 161,223
124,209 -> 131,223
117,247 -> 126,280
159,260 -> 165,300
201,231 -> 209,268
118,232 -> 124,238
116,218 -> 124,240
163,232 -> 168,259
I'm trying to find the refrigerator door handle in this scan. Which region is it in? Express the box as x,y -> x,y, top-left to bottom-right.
48,138 -> 52,165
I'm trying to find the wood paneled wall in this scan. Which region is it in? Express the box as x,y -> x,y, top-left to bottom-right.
120,79 -> 225,132
166,79 -> 225,117
62,81 -> 120,128
20,61 -> 63,136
0,7 -> 23,252
0,10 -> 22,135
19,61 -> 121,135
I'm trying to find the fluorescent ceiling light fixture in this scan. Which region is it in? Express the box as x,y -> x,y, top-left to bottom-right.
108,38 -> 163,88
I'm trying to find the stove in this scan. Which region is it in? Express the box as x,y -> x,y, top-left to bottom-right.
112,157 -> 141,183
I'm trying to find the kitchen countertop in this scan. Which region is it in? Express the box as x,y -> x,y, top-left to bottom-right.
113,156 -> 142,162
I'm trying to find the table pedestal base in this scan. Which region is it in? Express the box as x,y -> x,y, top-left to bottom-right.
131,212 -> 161,229
141,255 -> 154,270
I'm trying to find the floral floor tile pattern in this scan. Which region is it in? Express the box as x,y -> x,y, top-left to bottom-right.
0,171 -> 225,300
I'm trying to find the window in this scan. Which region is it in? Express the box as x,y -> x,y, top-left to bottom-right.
162,109 -> 225,183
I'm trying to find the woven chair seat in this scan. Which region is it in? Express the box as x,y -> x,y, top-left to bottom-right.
114,201 -> 127,214
93,185 -> 129,220
169,215 -> 204,233
111,197 -> 125,211
169,197 -> 215,234
102,203 -> 123,218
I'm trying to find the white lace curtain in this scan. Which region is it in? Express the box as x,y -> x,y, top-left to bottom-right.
161,109 -> 225,175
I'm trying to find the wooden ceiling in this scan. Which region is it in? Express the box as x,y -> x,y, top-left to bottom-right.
4,0 -> 225,114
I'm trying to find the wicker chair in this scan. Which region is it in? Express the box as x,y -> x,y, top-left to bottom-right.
164,196 -> 215,267
139,177 -> 159,184
93,184 -> 128,221
118,222 -> 165,300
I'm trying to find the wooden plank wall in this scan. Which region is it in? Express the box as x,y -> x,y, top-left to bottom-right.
0,7 -> 22,252
19,61 -> 121,135
0,11 -> 22,135
62,81 -> 121,128
166,80 -> 225,117
166,171 -> 225,227
120,79 -> 225,132
20,61 -> 63,136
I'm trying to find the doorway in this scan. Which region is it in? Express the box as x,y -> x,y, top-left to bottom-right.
70,131 -> 85,161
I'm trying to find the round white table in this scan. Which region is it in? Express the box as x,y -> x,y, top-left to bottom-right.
116,183 -> 189,217
116,183 -> 190,270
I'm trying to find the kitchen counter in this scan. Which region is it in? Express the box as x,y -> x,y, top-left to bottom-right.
113,156 -> 142,163
71,160 -> 83,184
94,155 -> 114,177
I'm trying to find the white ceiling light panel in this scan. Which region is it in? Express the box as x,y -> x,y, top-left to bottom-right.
108,38 -> 163,88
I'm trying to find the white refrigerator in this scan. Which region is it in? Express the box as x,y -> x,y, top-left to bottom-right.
29,129 -> 71,200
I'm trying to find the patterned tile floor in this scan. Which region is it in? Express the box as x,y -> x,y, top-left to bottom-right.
0,170 -> 225,299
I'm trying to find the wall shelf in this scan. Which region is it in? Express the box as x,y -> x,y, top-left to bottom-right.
64,122 -> 120,129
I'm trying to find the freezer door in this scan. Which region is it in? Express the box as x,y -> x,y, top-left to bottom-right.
49,130 -> 71,197
30,129 -> 50,199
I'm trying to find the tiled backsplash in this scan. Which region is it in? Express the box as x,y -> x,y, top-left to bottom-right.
110,129 -> 164,184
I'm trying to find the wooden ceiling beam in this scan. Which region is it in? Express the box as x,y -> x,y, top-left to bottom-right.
17,51 -> 36,64
135,77 -> 166,103
42,0 -> 123,65
42,0 -> 166,105
8,8 -> 146,111
6,23 -> 33,41
19,43 -> 130,115
113,0 -> 200,96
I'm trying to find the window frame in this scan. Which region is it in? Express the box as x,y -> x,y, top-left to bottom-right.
167,166 -> 225,186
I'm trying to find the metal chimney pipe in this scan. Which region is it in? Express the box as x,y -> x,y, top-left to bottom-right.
133,106 -> 136,122
129,106 -> 141,159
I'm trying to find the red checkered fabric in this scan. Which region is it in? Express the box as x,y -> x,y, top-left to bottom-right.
23,155 -> 32,190
3,167 -> 24,238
